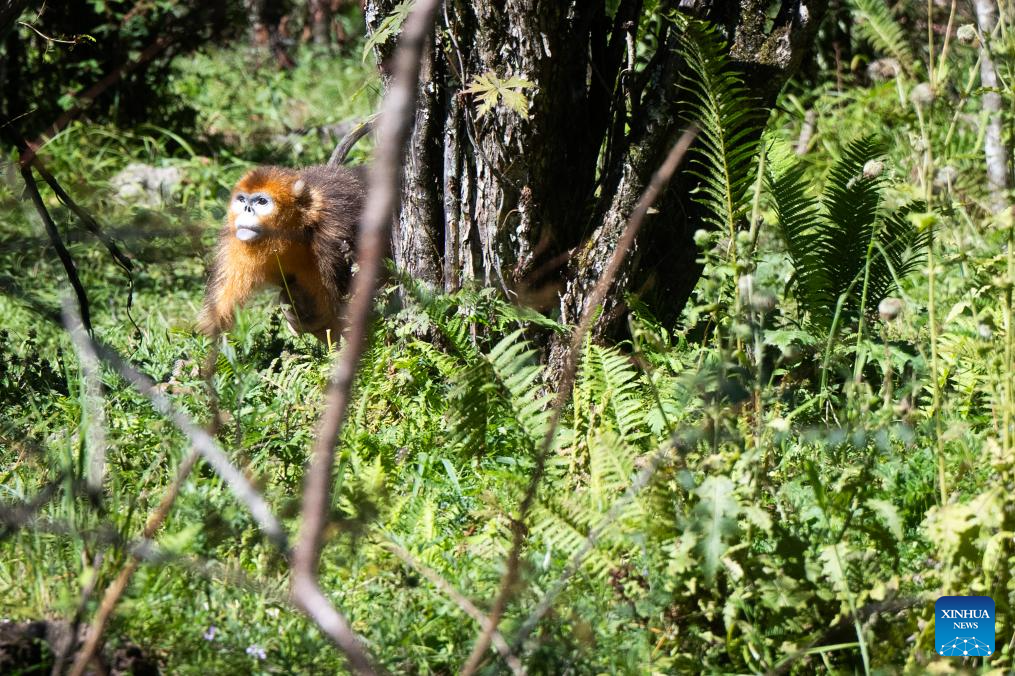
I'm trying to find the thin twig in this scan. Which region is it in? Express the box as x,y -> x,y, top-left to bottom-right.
33,157 -> 136,321
18,33 -> 174,169
290,0 -> 441,673
327,117 -> 376,167
0,475 -> 64,538
20,162 -> 91,332
0,507 -> 282,599
79,330 -> 287,550
65,301 -> 108,494
63,303 -> 222,675
383,540 -> 525,676
461,126 -> 699,674
17,20 -> 80,44
69,451 -> 200,676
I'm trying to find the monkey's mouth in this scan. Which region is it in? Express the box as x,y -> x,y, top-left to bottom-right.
234,214 -> 263,242
235,226 -> 263,242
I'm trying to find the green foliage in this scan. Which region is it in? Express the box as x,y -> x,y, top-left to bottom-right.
848,0 -> 916,73
464,72 -> 535,119
677,17 -> 765,239
4,5 -> 1015,675
2,1 -> 245,140
362,0 -> 415,60
768,136 -> 931,329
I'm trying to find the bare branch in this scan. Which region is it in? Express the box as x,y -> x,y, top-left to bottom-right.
20,162 -> 91,332
78,328 -> 287,550
290,0 -> 442,672
64,301 -> 108,495
68,451 -> 199,676
34,158 -> 135,317
461,126 -> 698,675
67,328 -> 224,676
383,541 -> 525,676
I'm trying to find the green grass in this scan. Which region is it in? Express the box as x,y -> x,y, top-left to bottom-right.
2,19 -> 1015,676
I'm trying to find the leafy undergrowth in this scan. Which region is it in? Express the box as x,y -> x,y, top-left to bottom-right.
2,26 -> 1015,676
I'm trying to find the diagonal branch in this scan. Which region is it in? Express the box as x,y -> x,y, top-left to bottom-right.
20,161 -> 92,332
461,126 -> 698,675
79,326 -> 287,550
32,157 -> 136,314
65,303 -> 224,676
290,0 -> 442,673
68,451 -> 200,676
383,540 -> 525,676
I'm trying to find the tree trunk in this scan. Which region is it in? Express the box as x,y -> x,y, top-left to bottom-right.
246,0 -> 294,68
309,0 -> 332,46
0,0 -> 30,39
974,0 -> 1010,212
365,0 -> 827,359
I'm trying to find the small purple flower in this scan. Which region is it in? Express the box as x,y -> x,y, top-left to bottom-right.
246,644 -> 267,660
203,625 -> 217,641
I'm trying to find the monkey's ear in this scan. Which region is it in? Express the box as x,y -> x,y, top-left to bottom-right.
292,178 -> 306,198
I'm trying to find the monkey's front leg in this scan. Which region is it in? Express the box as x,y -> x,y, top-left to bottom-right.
198,258 -> 264,337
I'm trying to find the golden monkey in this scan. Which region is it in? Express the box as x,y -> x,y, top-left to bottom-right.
198,165 -> 365,342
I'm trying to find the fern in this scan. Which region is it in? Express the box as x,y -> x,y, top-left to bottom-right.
678,18 -> 766,240
849,0 -> 915,73
448,330 -> 552,453
768,136 -> 931,329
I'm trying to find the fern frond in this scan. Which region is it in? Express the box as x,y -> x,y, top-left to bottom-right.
849,0 -> 915,73
767,141 -> 827,312
767,137 -> 930,330
678,18 -> 765,238
813,136 -> 886,322
448,330 -> 551,453
867,202 -> 932,304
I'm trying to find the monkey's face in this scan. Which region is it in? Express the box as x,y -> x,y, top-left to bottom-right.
231,190 -> 276,242
228,168 -> 306,244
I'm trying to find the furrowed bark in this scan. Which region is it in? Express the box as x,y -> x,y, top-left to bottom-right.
366,0 -> 828,353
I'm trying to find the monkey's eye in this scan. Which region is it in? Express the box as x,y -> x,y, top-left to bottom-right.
256,196 -> 269,206
236,195 -> 246,203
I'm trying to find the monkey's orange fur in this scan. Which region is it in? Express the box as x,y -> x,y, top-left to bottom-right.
198,165 -> 364,342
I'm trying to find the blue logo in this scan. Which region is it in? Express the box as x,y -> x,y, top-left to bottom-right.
935,596 -> 995,657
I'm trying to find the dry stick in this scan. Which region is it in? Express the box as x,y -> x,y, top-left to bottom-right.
65,305 -> 223,676
66,301 -> 108,495
327,117 -> 377,167
460,126 -> 699,675
55,550 -> 104,675
84,335 -> 287,550
290,0 -> 441,673
20,163 -> 92,332
33,158 -> 136,316
68,451 -> 200,676
0,475 -> 64,538
383,541 -> 525,676
17,33 -> 174,169
512,433 -> 694,650
68,344 -> 224,672
1,506 -> 286,602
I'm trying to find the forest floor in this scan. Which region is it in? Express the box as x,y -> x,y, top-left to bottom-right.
1,34 -> 1013,675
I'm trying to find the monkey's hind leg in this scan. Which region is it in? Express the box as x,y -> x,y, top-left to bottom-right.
277,277 -> 341,347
